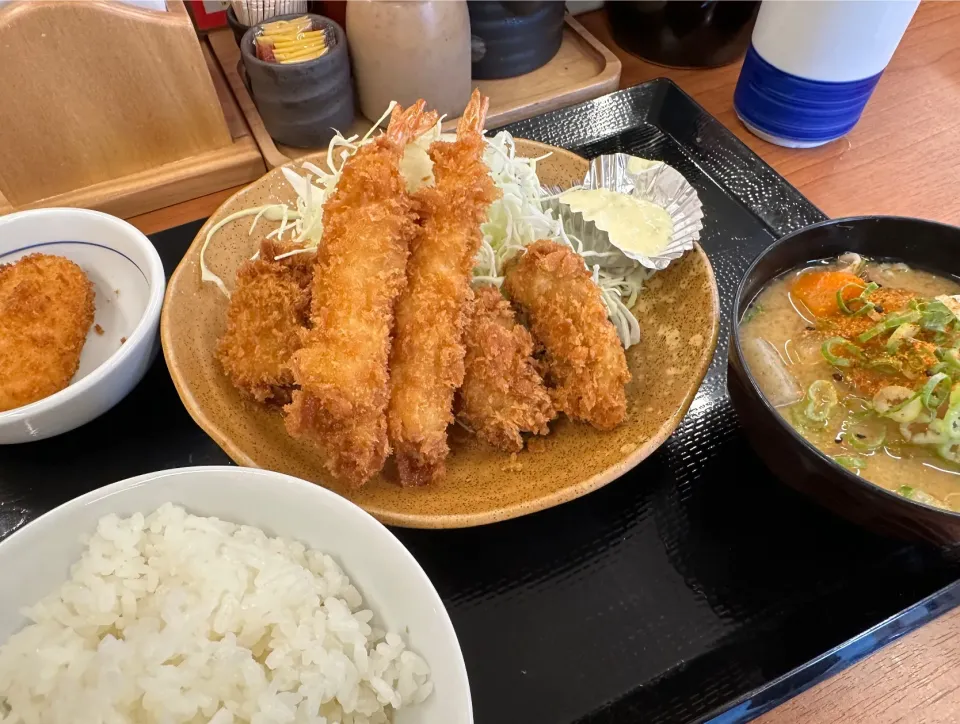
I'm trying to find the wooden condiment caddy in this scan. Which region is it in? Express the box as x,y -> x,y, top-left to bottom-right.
208,13 -> 621,169
0,0 -> 265,219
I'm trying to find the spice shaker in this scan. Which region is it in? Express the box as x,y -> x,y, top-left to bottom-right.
347,0 -> 472,121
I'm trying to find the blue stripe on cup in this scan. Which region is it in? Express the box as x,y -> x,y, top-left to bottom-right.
734,44 -> 884,147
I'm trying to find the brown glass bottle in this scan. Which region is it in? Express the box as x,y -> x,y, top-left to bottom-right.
607,1 -> 760,69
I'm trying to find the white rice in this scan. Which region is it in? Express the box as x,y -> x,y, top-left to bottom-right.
0,504 -> 433,724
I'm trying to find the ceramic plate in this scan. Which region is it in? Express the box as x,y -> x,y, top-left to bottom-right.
0,466 -> 471,723
161,139 -> 720,528
0,208 -> 164,443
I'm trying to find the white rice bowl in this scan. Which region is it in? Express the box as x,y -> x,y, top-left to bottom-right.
0,468 -> 470,724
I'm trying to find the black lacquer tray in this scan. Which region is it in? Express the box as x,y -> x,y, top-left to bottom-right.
2,80 -> 959,723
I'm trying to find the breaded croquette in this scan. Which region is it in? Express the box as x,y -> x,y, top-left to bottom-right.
503,240 -> 630,430
457,286 -> 555,452
216,239 -> 313,405
0,254 -> 95,412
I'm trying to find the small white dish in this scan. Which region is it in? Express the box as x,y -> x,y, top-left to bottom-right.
0,466 -> 472,724
0,208 -> 165,443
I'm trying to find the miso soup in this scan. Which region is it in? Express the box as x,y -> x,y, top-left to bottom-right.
740,253 -> 960,511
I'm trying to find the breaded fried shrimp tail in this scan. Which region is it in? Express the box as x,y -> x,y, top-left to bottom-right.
284,100 -> 436,487
387,90 -> 501,486
388,99 -> 440,145
503,239 -> 630,431
458,286 -> 555,452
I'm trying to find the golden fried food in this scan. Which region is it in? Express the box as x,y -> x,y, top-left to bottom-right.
503,239 -> 630,430
457,286 -> 554,452
285,100 -> 438,487
0,254 -> 95,412
216,239 -> 312,405
387,90 -> 501,486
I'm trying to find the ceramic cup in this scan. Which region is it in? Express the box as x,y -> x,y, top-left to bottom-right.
240,13 -> 354,148
468,1 -> 565,79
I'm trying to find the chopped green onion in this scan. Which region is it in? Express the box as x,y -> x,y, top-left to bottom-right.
791,405 -> 828,430
836,283 -> 866,314
873,385 -> 923,423
837,282 -> 878,315
834,455 -> 866,471
854,283 -> 879,316
919,299 -> 956,332
897,485 -> 948,508
886,322 -> 918,354
846,417 -> 886,451
904,417 -> 949,445
939,442 -> 960,464
873,385 -> 914,414
804,380 -> 838,422
865,357 -> 902,375
943,403 -> 960,441
858,310 -> 922,343
836,286 -> 856,314
821,337 -> 862,367
937,348 -> 960,373
950,382 -> 960,407
922,372 -> 951,410
891,398 -> 923,423
742,303 -> 763,324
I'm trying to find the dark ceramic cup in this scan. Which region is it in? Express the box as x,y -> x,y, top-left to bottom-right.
728,216 -> 960,547
468,1 -> 565,80
241,13 -> 353,148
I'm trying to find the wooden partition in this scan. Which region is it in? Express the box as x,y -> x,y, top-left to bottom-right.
0,0 -> 265,218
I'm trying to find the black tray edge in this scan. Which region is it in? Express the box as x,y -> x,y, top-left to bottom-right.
648,78 -> 827,230
699,579 -> 960,723
498,78 -> 828,238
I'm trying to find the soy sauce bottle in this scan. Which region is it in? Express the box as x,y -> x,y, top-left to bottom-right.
607,1 -> 760,69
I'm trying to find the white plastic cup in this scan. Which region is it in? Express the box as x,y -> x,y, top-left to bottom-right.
734,0 -> 920,148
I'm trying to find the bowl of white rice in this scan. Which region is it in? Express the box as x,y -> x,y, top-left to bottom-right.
0,466 -> 470,724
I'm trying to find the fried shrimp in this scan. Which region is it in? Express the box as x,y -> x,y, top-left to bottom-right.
503,239 -> 630,430
285,100 -> 438,486
0,254 -> 95,412
387,90 -> 501,486
457,286 -> 555,452
216,239 -> 313,405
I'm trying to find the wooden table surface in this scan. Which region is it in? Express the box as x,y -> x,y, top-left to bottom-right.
129,3 -> 960,721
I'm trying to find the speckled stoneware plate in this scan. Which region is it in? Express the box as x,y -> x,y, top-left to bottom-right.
161,139 -> 720,528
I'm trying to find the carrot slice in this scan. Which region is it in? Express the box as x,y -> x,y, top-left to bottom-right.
790,270 -> 865,318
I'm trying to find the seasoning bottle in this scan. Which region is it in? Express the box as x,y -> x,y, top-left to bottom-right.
734,0 -> 920,148
346,0 -> 472,121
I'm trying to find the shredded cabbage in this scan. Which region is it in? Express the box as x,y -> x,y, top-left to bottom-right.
200,116 -> 648,347
475,131 -> 647,348
199,102 -> 400,295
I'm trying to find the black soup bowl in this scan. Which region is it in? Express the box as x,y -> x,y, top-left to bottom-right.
728,216 -> 960,547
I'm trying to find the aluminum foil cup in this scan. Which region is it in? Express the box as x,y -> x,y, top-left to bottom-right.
544,154 -> 704,271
